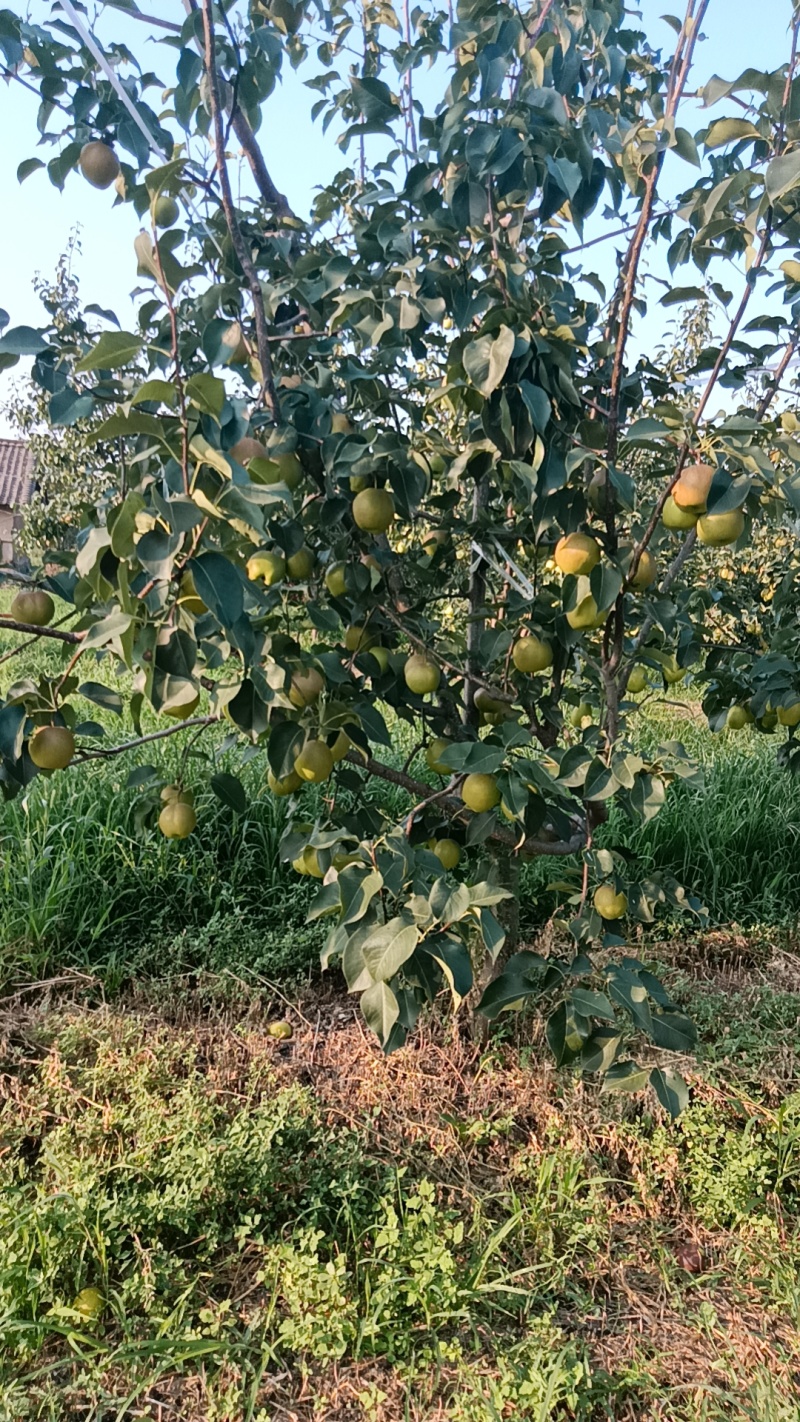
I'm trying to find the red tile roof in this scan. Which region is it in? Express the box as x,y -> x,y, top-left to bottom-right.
0,440 -> 34,510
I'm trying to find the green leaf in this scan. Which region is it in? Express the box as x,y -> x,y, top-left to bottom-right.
623,417 -> 672,442
518,381 -> 551,431
210,772 -> 247,814
350,75 -> 399,124
583,758 -> 618,801
363,917 -> 420,982
340,868 -> 384,926
130,379 -> 178,407
463,325 -> 515,396
81,611 -> 134,653
546,1002 -> 590,1066
190,553 -> 245,631
704,117 -> 762,149
75,331 -> 144,372
479,906 -> 506,962
590,562 -> 622,612
580,1028 -> 622,1075
602,1060 -> 651,1093
109,491 -> 145,559
476,951 -> 545,1019
308,881 -> 342,923
468,882 -> 513,908
0,326 -> 47,355
648,1010 -> 698,1052
343,933 -> 373,992
361,980 -> 400,1046
49,386 -> 94,426
439,742 -> 505,774
89,412 -> 171,445
672,126 -> 700,166
766,149 -> 800,204
0,704 -> 25,762
267,721 -> 304,779
419,934 -> 473,1004
17,158 -> 45,183
186,373 -> 226,418
606,967 -> 653,1033
571,988 -> 616,1022
650,1066 -> 690,1118
660,286 -> 708,307
78,683 -> 123,716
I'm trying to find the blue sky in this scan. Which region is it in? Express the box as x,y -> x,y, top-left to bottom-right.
0,0 -> 794,428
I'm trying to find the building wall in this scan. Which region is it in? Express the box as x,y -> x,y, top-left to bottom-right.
0,506 -> 14,565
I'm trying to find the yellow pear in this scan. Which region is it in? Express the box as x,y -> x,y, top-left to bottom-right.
246,551 -> 285,585
696,509 -> 745,546
432,838 -> 461,870
344,623 -> 377,653
249,452 -> 303,490
289,666 -> 324,707
229,435 -> 268,463
594,885 -> 627,919
426,737 -> 451,774
10,589 -> 54,626
158,800 -> 197,838
512,635 -> 553,674
566,584 -> 604,630
461,773 -> 501,813
352,487 -> 395,533
286,546 -> 315,580
267,768 -> 302,796
554,532 -> 601,576
726,705 -> 753,730
325,563 -> 348,597
29,725 -> 75,770
662,495 -> 698,531
403,653 -> 441,695
294,740 -> 334,783
630,549 -> 657,589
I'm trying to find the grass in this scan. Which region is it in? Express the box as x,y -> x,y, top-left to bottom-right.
2,945 -> 800,1420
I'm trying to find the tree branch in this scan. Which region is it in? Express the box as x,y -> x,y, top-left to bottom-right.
606,0 -> 711,462
73,716 -> 220,762
229,108 -> 294,219
201,0 -> 281,422
0,618 -> 83,644
345,750 -> 585,859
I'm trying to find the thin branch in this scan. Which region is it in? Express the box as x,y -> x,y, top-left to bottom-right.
756,335 -> 800,418
201,0 -> 281,422
73,716 -> 220,762
0,618 -> 83,644
606,0 -> 711,463
627,528 -> 697,668
465,478 -> 490,727
230,108 -> 295,220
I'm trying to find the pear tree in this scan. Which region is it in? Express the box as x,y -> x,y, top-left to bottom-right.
2,0 -> 800,1115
